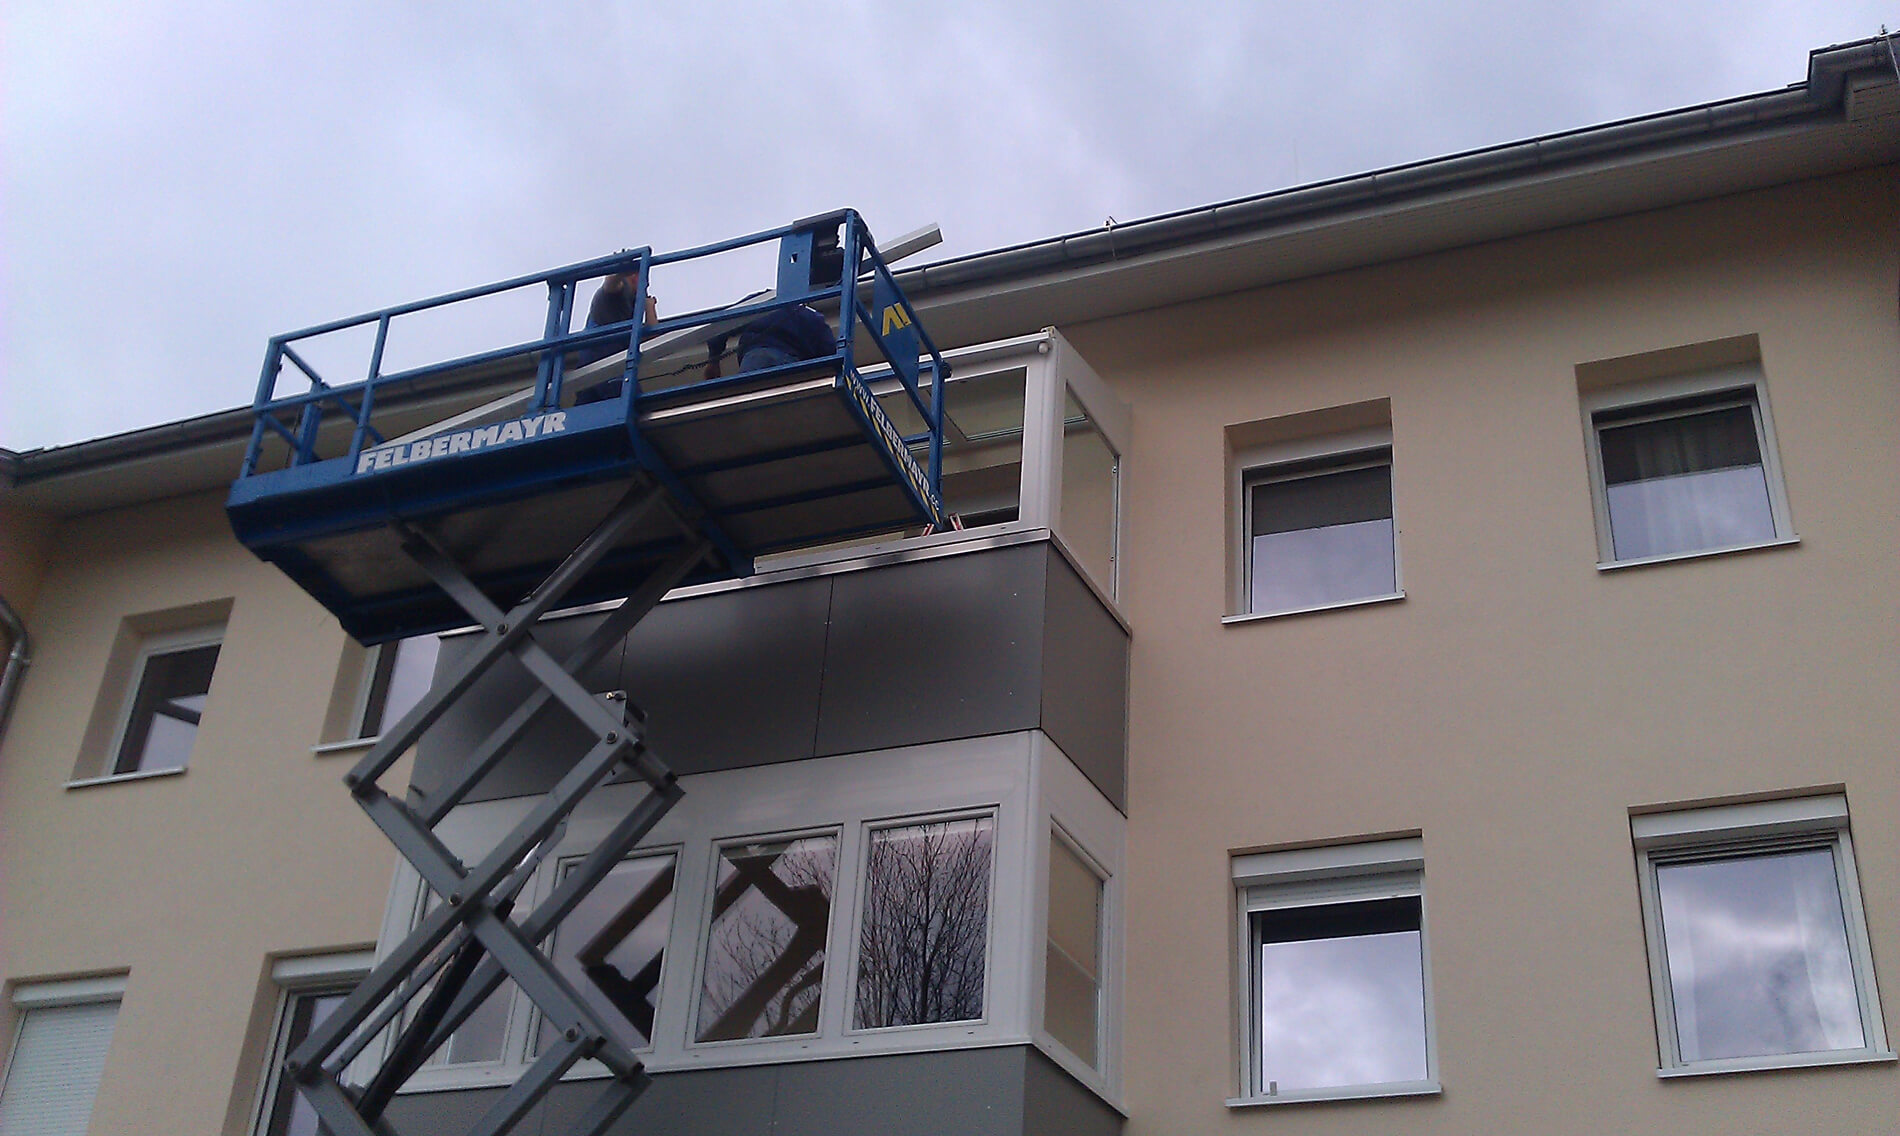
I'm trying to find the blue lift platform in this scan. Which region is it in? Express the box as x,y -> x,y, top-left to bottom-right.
228,212 -> 950,1136
228,209 -> 948,645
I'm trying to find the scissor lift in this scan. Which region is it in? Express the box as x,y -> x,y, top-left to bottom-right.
226,212 -> 949,1136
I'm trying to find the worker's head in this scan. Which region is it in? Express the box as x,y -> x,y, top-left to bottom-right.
603,267 -> 641,294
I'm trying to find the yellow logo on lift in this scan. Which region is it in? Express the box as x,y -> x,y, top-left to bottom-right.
881,304 -> 913,336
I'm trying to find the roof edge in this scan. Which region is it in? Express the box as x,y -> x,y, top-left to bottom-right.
895,36 -> 1896,297
7,36 -> 1896,503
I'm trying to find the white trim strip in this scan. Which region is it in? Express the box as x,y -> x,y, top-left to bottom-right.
270,950 -> 377,984
65,767 -> 188,791
1233,837 -> 1423,886
10,975 -> 128,1009
1226,1079 -> 1442,1107
1631,794 -> 1847,848
1656,1049 -> 1897,1078
1222,592 -> 1404,625
1597,536 -> 1799,572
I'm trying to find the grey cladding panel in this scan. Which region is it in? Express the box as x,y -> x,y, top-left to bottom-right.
815,542 -> 1046,757
411,614 -> 625,804
617,576 -> 830,775
411,538 -> 1130,808
1023,1047 -> 1124,1136
1038,547 -> 1130,813
761,1048 -> 1027,1136
381,1085 -> 519,1133
395,1046 -> 1119,1136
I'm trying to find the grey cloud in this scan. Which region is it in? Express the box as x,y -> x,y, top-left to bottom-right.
6,1 -> 1892,448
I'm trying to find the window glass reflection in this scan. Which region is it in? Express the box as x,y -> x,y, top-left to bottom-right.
1599,403 -> 1775,560
1657,848 -> 1863,1062
361,635 -> 441,738
1044,836 -> 1103,1067
697,834 -> 838,1042
540,854 -> 676,1053
1059,393 -> 1119,592
1248,462 -> 1394,614
263,988 -> 348,1136
882,368 -> 1028,528
854,815 -> 994,1030
115,641 -> 220,774
412,893 -> 518,1066
1255,897 -> 1427,1092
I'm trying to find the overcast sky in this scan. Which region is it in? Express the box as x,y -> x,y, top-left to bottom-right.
4,2 -> 1890,451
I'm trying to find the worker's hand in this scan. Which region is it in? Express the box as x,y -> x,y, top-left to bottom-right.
643,294 -> 658,324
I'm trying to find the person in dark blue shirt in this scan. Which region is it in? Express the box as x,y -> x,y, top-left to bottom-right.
704,303 -> 834,380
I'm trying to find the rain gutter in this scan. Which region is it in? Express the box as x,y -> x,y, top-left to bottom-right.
895,39 -> 1894,298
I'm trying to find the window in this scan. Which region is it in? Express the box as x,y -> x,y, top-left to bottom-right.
1583,365 -> 1793,565
1632,795 -> 1892,1075
854,814 -> 995,1030
1230,838 -> 1437,1106
357,635 -> 441,739
1044,829 -> 1104,1068
110,625 -> 222,776
538,852 -> 676,1053
695,832 -> 839,1043
0,975 -> 124,1136
253,953 -> 369,1136
1242,441 -> 1397,617
382,731 -> 1121,1100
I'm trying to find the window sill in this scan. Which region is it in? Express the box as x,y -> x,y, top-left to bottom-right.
311,738 -> 377,757
1598,536 -> 1799,573
65,766 -> 187,790
1657,1048 -> 1896,1079
1223,591 -> 1404,626
1226,1079 -> 1441,1107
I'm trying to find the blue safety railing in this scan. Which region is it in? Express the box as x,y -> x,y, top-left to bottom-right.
236,210 -> 949,522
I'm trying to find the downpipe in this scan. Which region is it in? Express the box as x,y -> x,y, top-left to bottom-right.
0,594 -> 29,750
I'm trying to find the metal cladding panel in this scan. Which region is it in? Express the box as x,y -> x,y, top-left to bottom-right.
381,1085 -> 512,1132
410,615 -> 627,804
548,1065 -> 781,1136
813,542 -> 1047,758
383,1047 -> 1115,1136
616,576 -> 831,776
750,1047 -> 1026,1136
1038,547 -> 1130,813
411,538 -> 1130,806
1023,1046 -> 1124,1136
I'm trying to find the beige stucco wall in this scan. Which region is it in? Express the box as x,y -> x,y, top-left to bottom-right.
1077,165 -> 1900,1133
2,163 -> 1896,1136
0,489 -> 401,1135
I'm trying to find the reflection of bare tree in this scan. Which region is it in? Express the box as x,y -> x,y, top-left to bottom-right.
854,816 -> 993,1029
696,836 -> 838,1042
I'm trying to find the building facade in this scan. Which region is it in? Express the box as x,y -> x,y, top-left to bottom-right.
3,36 -> 1898,1136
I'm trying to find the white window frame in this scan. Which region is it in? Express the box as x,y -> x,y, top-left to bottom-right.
745,329 -> 1130,612
1227,427 -> 1402,623
75,623 -> 224,786
1,974 -> 126,1135
1228,837 -> 1440,1107
377,730 -> 1125,1108
685,822 -> 845,1049
249,951 -> 374,1136
1038,822 -> 1108,1072
1581,364 -> 1797,569
1631,794 -> 1893,1077
844,806 -> 1001,1037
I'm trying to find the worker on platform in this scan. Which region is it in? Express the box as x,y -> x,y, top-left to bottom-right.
703,302 -> 834,381
571,267 -> 657,404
